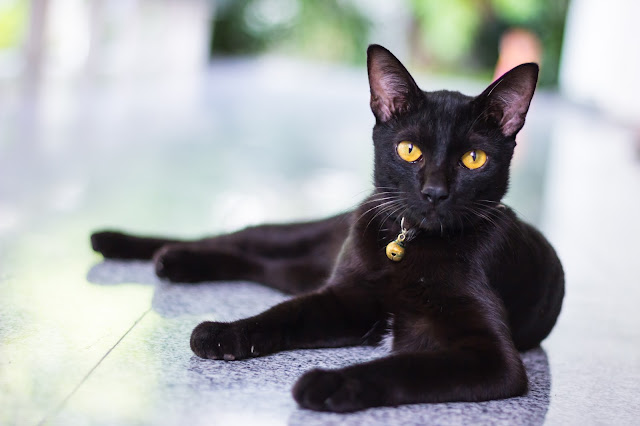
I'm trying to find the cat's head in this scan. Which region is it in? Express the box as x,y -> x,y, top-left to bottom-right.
367,44 -> 538,232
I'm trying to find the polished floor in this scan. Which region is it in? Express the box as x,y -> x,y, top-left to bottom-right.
1,58 -> 639,425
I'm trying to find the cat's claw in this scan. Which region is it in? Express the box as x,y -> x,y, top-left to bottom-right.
293,369 -> 378,413
190,321 -> 252,360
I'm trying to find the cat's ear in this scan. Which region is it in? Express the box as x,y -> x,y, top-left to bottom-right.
367,44 -> 423,123
476,63 -> 539,138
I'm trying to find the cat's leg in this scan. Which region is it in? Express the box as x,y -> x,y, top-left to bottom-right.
152,245 -> 262,284
292,291 -> 527,412
91,213 -> 350,261
153,213 -> 352,293
292,346 -> 526,412
190,284 -> 385,360
91,231 -> 181,260
178,212 -> 351,259
155,244 -> 335,294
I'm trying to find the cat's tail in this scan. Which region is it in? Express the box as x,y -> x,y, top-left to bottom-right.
91,230 -> 180,260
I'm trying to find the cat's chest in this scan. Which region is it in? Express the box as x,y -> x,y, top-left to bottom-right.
351,223 -> 482,294
383,234 -> 470,279
378,239 -> 475,351
370,233 -> 479,305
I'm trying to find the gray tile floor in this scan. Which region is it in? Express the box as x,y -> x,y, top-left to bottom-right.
1,58 -> 639,425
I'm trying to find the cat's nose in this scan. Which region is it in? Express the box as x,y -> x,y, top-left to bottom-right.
421,184 -> 449,204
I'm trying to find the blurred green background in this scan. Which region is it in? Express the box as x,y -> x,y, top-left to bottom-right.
208,0 -> 568,85
0,0 -> 569,86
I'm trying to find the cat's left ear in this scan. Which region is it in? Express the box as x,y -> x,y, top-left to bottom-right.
476,63 -> 539,138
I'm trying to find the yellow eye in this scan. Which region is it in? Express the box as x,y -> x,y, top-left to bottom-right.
397,141 -> 423,163
461,149 -> 487,170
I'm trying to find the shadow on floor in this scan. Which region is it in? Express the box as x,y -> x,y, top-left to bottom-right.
87,260 -> 290,319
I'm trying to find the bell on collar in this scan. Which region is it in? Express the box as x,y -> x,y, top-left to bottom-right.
386,239 -> 405,261
386,218 -> 408,262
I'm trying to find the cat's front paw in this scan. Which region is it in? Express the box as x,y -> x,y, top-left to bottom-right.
293,369 -> 380,413
154,246 -> 207,283
190,321 -> 256,360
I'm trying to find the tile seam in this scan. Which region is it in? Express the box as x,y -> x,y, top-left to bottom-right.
37,307 -> 152,426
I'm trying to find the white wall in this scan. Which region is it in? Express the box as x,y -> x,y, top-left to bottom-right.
560,0 -> 640,123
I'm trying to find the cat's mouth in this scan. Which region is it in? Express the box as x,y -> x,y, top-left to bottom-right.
421,212 -> 447,231
402,206 -> 448,232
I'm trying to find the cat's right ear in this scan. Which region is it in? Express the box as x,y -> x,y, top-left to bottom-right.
367,45 -> 423,123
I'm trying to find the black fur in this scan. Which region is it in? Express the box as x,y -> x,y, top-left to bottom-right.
91,44 -> 564,412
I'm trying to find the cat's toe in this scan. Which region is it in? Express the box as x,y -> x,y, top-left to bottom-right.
190,321 -> 250,360
293,369 -> 372,413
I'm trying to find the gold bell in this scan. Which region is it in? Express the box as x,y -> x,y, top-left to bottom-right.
386,240 -> 405,261
386,217 -> 409,262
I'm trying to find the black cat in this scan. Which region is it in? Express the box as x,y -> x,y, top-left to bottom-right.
91,45 -> 564,412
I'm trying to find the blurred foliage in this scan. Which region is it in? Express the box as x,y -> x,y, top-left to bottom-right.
210,0 -> 569,86
210,0 -> 370,64
409,0 -> 569,86
0,0 -> 28,49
